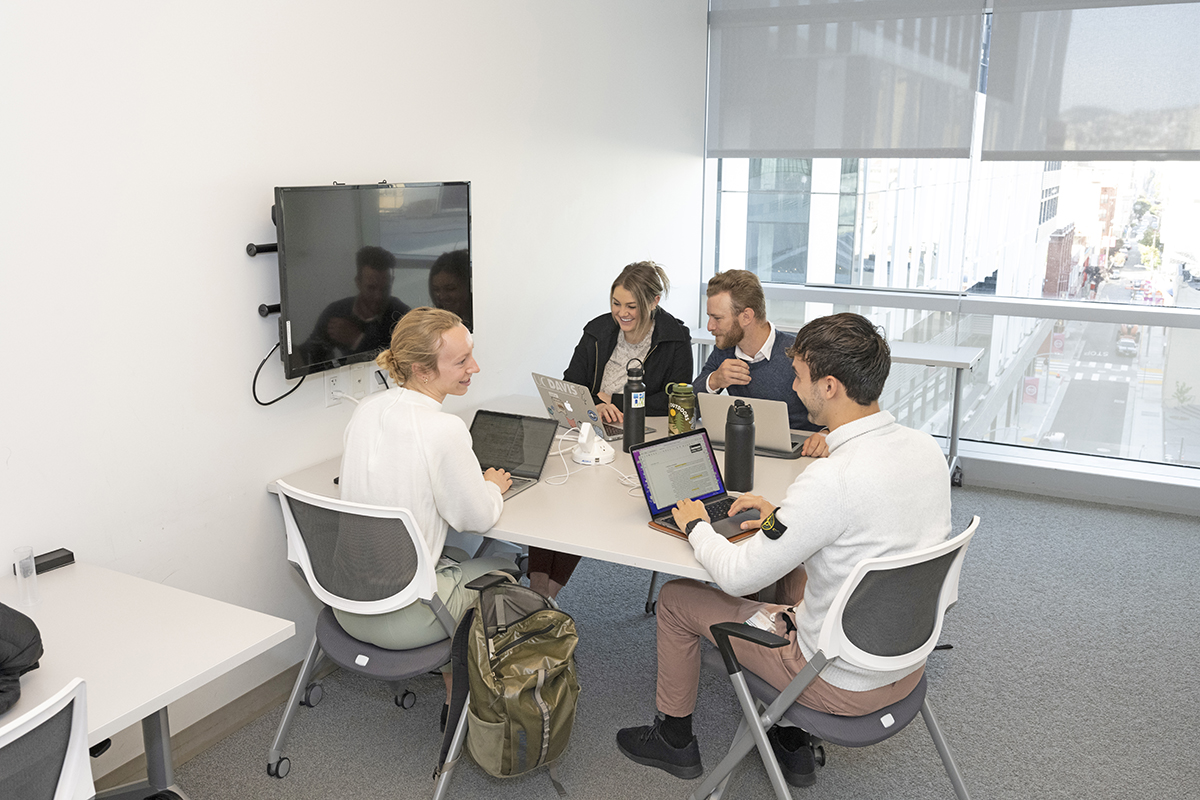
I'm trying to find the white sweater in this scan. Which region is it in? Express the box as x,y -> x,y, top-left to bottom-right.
338,388 -> 504,559
689,411 -> 952,692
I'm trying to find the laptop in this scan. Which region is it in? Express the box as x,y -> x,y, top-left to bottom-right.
628,428 -> 760,542
696,393 -> 811,460
469,410 -> 560,500
531,372 -> 653,442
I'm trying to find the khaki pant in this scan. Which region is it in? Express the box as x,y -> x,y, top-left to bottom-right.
333,550 -> 516,654
654,575 -> 923,718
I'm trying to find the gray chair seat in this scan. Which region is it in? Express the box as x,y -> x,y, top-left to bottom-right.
315,607 -> 451,680
701,647 -> 926,747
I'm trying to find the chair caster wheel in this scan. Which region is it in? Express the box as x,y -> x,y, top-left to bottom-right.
268,756 -> 290,778
301,682 -> 323,707
147,792 -> 182,800
950,466 -> 963,487
813,743 -> 826,767
396,690 -> 417,709
645,600 -> 656,615
517,554 -> 530,575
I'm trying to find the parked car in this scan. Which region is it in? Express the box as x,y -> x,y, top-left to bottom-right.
1117,336 -> 1138,357
1039,432 -> 1068,450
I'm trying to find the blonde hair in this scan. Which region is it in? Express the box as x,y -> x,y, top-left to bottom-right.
612,261 -> 670,342
375,307 -> 463,385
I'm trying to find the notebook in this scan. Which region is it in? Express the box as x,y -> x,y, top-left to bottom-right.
628,428 -> 760,542
532,372 -> 634,442
468,410 -> 560,500
695,393 -> 811,460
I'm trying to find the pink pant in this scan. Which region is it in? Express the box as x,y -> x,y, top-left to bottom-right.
654,576 -> 923,718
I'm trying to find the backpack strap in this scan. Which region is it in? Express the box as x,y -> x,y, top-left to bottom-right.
435,606 -> 475,777
548,762 -> 567,797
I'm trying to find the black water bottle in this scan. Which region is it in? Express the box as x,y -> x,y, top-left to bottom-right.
725,399 -> 755,492
623,358 -> 646,452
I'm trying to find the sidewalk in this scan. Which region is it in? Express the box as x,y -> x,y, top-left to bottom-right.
1016,323 -> 1083,446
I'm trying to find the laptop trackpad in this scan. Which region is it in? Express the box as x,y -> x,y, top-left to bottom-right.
711,509 -> 760,539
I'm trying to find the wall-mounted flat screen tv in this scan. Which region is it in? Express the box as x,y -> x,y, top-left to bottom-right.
274,181 -> 471,379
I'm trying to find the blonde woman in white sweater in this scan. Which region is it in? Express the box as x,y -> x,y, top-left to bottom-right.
335,308 -> 514,718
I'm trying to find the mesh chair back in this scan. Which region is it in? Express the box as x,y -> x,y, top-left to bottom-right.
841,549 -> 960,657
275,482 -> 436,615
0,699 -> 71,799
819,516 -> 979,673
0,678 -> 94,800
284,497 -> 419,603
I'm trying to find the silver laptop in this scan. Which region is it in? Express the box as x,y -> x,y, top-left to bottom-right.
532,372 -> 627,441
469,410 -> 560,500
628,428 -> 760,538
696,393 -> 810,460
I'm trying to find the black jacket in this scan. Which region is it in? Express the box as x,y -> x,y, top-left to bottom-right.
0,602 -> 43,714
563,310 -> 693,416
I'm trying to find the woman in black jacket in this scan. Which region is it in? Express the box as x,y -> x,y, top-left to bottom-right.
531,261 -> 693,598
562,261 -> 693,422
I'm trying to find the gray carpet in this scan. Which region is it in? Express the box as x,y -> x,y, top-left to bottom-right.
176,486 -> 1200,798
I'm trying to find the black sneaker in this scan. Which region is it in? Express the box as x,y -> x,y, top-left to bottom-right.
616,716 -> 703,779
767,726 -> 817,787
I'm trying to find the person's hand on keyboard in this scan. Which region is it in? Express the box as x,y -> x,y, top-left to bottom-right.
671,498 -> 710,533
730,493 -> 775,531
484,468 -> 512,494
596,392 -> 624,424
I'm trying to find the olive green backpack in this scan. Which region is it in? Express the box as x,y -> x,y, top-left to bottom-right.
436,574 -> 580,795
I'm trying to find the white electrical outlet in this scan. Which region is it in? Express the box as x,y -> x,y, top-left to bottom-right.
350,364 -> 368,399
325,369 -> 344,407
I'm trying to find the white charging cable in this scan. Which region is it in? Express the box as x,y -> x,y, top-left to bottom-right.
543,427 -> 641,495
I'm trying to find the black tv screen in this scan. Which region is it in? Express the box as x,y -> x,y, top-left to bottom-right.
274,181 -> 472,379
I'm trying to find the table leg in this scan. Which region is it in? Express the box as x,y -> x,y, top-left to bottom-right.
96,708 -> 191,800
948,366 -> 965,487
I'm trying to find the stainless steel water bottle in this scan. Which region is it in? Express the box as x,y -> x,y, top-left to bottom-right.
623,358 -> 646,452
725,399 -> 755,491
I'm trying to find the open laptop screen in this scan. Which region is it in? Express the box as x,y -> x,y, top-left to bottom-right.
630,429 -> 726,517
469,411 -> 559,479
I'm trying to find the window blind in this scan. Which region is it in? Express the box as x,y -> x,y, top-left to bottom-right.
707,0 -> 986,158
981,0 -> 1200,160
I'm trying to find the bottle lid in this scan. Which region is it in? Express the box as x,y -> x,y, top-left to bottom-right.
729,399 -> 754,421
626,357 -> 644,378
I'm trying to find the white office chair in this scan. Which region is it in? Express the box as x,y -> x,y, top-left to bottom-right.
267,481 -> 459,780
693,516 -> 980,800
0,677 -> 95,800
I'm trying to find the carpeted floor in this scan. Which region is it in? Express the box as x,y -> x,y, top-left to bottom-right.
176,485 -> 1200,799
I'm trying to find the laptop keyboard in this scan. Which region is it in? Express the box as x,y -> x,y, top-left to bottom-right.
704,497 -> 734,521
501,475 -> 534,500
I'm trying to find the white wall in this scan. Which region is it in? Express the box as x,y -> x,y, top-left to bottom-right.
0,0 -> 708,773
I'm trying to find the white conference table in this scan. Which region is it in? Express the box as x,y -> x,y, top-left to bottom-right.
272,395 -> 815,585
0,563 -> 295,800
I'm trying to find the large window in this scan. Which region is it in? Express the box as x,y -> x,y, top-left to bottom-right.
702,2 -> 1200,471
704,154 -> 1200,469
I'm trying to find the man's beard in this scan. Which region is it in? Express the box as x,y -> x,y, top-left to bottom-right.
716,322 -> 744,351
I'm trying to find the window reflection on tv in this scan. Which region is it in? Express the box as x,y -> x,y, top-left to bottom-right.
274,181 -> 471,379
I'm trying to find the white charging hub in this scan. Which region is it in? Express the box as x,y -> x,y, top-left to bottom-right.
572,422 -> 615,465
